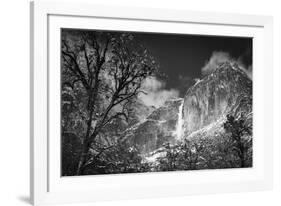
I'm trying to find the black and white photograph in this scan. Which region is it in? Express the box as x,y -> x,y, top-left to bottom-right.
61,28 -> 253,176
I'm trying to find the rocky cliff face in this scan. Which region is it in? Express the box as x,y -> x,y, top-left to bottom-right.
182,62 -> 252,137
125,98 -> 183,154
124,62 -> 252,156
127,99 -> 155,126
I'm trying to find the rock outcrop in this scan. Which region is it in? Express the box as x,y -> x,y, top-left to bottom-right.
125,98 -> 183,154
124,62 -> 252,157
182,62 -> 252,137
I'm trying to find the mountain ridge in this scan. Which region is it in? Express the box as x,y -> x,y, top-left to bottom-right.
124,62 -> 252,158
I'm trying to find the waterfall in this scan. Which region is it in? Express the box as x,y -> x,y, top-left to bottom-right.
174,100 -> 184,140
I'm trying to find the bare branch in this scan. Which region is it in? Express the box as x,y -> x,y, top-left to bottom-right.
62,46 -> 90,91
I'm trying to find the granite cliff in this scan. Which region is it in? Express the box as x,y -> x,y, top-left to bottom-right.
124,62 -> 252,158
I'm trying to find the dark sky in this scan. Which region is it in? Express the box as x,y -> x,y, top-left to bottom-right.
63,28 -> 252,99
134,32 -> 252,96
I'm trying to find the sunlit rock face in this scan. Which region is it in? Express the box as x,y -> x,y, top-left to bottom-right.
127,99 -> 155,126
125,98 -> 183,154
182,62 -> 252,137
124,62 -> 252,156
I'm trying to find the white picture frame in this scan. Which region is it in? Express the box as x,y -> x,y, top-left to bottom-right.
30,0 -> 273,205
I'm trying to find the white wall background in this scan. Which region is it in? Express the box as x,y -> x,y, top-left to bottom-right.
0,0 -> 280,205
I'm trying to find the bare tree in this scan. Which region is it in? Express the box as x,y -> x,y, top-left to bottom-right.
61,30 -> 158,175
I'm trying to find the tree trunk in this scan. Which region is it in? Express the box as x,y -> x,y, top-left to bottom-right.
76,143 -> 88,175
76,132 -> 99,175
238,138 -> 245,168
76,104 -> 94,175
240,148 -> 245,167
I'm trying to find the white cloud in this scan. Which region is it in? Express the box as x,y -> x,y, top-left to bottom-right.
201,51 -> 232,75
141,76 -> 164,92
139,76 -> 179,108
237,60 -> 253,80
245,65 -> 252,79
201,51 -> 252,80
